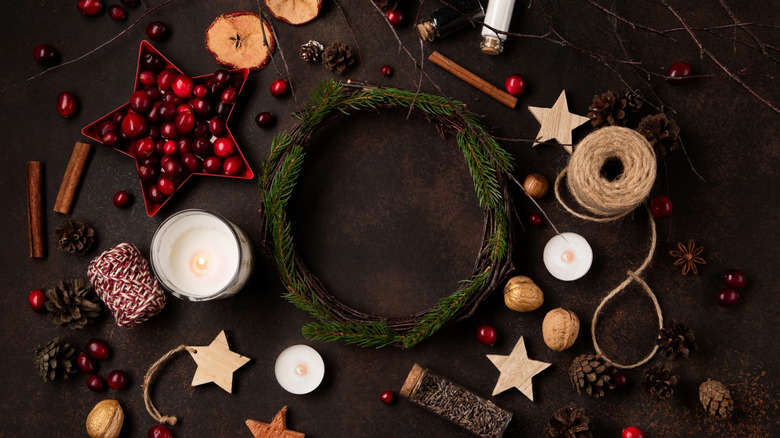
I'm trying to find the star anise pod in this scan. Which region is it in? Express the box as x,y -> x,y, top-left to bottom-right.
669,240 -> 706,275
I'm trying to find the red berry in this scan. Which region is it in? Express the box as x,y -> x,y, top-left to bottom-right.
146,21 -> 170,41
160,121 -> 178,139
33,44 -> 59,67
130,90 -> 152,113
203,156 -> 222,174
194,84 -> 208,98
192,137 -> 211,157
380,65 -> 393,76
223,155 -> 245,176
221,87 -> 238,104
174,111 -> 195,135
77,0 -> 103,16
134,137 -> 155,159
87,375 -> 106,391
147,185 -> 167,204
28,289 -> 47,312
181,153 -> 202,173
77,352 -> 98,374
108,5 -> 126,20
622,426 -> 645,438
255,112 -> 276,129
529,213 -> 543,227
157,69 -> 177,91
56,91 -> 79,118
122,112 -> 148,138
667,61 -> 691,85
86,339 -> 110,360
476,324 -> 497,346
112,190 -> 132,208
157,176 -> 176,196
107,370 -> 129,390
172,74 -> 194,98
209,118 -> 225,136
723,269 -> 746,288
612,372 -> 628,387
386,9 -> 403,26
717,288 -> 739,307
270,79 -> 290,97
504,74 -> 525,96
213,137 -> 235,158
148,425 -> 173,438
380,391 -> 395,404
649,194 -> 673,218
138,165 -> 158,184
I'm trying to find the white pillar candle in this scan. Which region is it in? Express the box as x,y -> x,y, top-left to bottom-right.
543,232 -> 593,281
150,209 -> 253,300
274,345 -> 325,395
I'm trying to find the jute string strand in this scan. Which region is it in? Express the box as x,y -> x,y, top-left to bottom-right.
553,126 -> 662,369
142,345 -> 196,425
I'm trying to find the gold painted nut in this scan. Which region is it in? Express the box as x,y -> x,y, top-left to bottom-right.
523,174 -> 549,199
542,308 -> 579,351
86,399 -> 124,438
503,276 -> 544,312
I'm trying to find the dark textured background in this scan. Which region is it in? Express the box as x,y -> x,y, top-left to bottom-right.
1,1 -> 778,437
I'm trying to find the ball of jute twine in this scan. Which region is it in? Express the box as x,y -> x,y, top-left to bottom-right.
554,126 -> 663,369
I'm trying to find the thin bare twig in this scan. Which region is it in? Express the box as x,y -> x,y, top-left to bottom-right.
333,0 -> 368,81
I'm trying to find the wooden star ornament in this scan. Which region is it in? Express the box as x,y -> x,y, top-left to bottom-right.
246,406 -> 305,438
527,90 -> 590,153
487,336 -> 551,401
188,330 -> 250,393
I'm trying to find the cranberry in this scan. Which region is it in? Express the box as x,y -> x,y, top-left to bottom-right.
622,426 -> 645,438
157,69 -> 177,91
255,112 -> 275,128
174,111 -> 195,135
177,103 -> 194,114
122,112 -> 148,138
160,121 -> 178,139
162,158 -> 185,180
213,101 -> 230,119
56,91 -> 79,118
172,74 -> 194,98
157,176 -> 176,195
147,185 -> 167,204
86,339 -> 110,360
145,86 -> 162,102
667,61 -> 691,85
120,0 -> 138,6
77,352 -> 97,373
102,130 -> 120,146
139,71 -> 157,87
33,43 -> 59,67
129,90 -> 152,113
77,0 -> 103,16
650,194 -> 673,218
112,190 -> 132,208
386,9 -> 403,26
138,164 -> 158,184
193,121 -> 209,137
223,155 -> 245,176
107,370 -> 129,390
141,52 -> 165,72
612,372 -> 628,387
98,120 -> 117,137
87,375 -> 106,391
134,137 -> 155,158
177,138 -> 192,154
146,21 -> 170,41
529,213 -> 543,227
504,74 -> 525,96
140,156 -> 160,168
221,87 -> 238,104
162,140 -> 177,156
213,69 -> 231,87
717,288 -> 739,307
723,269 -> 746,288
28,289 -> 47,312
213,137 -> 235,158
380,65 -> 393,76
157,102 -> 176,121
380,391 -> 395,404
162,92 -> 182,105
194,84 -> 208,98
476,324 -> 497,346
209,118 -> 225,136
203,156 -> 223,174
112,111 -> 125,125
192,98 -> 212,117
147,102 -> 163,124
108,5 -> 126,20
181,153 -> 202,173
270,79 -> 290,97
148,425 -> 172,438
192,137 -> 211,157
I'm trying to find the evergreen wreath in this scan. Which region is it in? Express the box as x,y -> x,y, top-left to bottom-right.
259,79 -> 515,348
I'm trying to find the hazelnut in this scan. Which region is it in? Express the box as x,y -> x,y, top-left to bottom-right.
523,174 -> 549,199
542,308 -> 579,351
86,399 -> 124,438
503,276 -> 544,312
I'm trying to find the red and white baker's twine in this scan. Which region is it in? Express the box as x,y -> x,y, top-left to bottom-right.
88,242 -> 166,327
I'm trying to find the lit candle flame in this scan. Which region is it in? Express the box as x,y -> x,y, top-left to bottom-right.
294,363 -> 308,377
190,253 -> 210,276
560,249 -> 575,264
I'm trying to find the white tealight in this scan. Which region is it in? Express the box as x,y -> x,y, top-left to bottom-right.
274,345 -> 325,395
543,232 -> 593,281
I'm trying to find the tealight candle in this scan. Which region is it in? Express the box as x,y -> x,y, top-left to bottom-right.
274,345 -> 325,395
150,209 -> 253,300
543,232 -> 593,281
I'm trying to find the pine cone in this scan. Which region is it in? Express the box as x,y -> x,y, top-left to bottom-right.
300,40 -> 324,63
636,113 -> 680,159
569,354 -> 616,398
544,406 -> 593,438
642,366 -> 678,400
586,90 -> 627,128
55,220 -> 95,254
322,42 -> 355,75
373,0 -> 398,11
34,337 -> 76,382
699,379 -> 734,420
621,88 -> 644,112
45,279 -> 101,329
657,321 -> 696,359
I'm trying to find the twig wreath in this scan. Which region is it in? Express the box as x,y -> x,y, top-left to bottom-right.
259,79 -> 515,348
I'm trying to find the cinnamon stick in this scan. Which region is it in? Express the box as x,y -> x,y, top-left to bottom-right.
27,161 -> 45,258
428,51 -> 518,109
54,141 -> 92,214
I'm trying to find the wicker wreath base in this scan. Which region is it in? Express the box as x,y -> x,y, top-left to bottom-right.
259,80 -> 515,348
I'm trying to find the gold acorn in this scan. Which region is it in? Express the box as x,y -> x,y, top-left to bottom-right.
503,276 -> 544,312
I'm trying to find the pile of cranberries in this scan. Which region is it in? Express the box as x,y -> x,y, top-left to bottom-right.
96,52 -> 247,208
79,339 -> 130,392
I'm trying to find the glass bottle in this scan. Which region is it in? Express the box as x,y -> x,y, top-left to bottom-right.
417,0 -> 485,42
480,0 -> 517,55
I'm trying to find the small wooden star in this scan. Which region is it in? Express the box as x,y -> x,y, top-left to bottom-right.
246,406 -> 305,438
528,90 -> 590,153
188,330 -> 250,393
487,336 -> 551,401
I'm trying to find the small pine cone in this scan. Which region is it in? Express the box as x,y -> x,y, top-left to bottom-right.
636,113 -> 680,159
699,379 -> 734,420
642,366 -> 678,400
44,279 -> 101,329
657,321 -> 696,359
55,220 -> 95,254
34,337 -> 76,382
322,42 -> 355,75
621,88 -> 644,112
300,40 -> 324,63
544,406 -> 593,438
569,354 -> 616,398
586,90 -> 627,128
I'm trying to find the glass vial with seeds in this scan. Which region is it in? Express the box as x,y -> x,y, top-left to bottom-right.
480,0 -> 517,55
400,363 -> 513,438
417,0 -> 485,42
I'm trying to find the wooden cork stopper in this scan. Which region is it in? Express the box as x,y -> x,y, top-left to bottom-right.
399,363 -> 427,398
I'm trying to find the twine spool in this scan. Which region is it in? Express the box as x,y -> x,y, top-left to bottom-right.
87,242 -> 166,327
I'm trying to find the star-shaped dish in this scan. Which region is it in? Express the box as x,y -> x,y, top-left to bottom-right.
487,336 -> 551,401
528,90 -> 590,153
188,330 -> 251,393
82,41 -> 253,216
246,406 -> 305,438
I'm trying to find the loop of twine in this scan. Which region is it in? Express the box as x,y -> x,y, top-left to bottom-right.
142,345 -> 195,425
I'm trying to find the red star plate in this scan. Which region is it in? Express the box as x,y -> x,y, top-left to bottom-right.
82,41 -> 253,216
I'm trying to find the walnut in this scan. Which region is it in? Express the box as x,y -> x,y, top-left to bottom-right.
503,276 -> 544,312
542,308 -> 580,351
